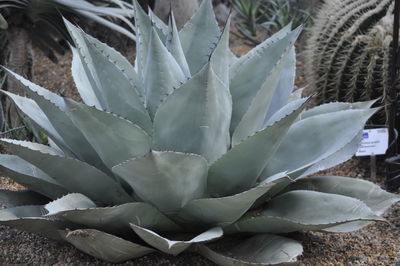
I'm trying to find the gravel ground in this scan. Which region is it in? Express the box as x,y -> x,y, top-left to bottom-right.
0,33 -> 399,265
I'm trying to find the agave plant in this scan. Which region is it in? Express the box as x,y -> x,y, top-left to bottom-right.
0,0 -> 398,264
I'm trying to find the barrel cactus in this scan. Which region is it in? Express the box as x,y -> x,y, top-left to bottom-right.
0,0 -> 398,264
306,0 -> 395,119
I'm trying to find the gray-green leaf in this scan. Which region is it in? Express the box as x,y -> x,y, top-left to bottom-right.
0,154 -> 68,199
232,45 -> 294,145
153,64 -> 231,163
131,224 -> 223,255
133,0 -> 152,77
177,173 -> 288,226
226,190 -> 383,234
166,12 -> 191,77
52,202 -> 181,234
300,99 -> 378,120
260,108 -> 378,180
284,176 -> 400,216
45,193 -> 96,215
299,131 -> 363,178
208,100 -> 307,197
65,19 -> 152,133
196,234 -> 303,266
60,229 -> 154,263
65,99 -> 151,169
179,0 -> 220,74
263,47 -> 297,124
209,16 -> 231,87
2,69 -> 107,170
144,27 -> 186,118
1,139 -> 132,205
112,151 -> 208,214
0,205 -> 67,240
229,26 -> 301,134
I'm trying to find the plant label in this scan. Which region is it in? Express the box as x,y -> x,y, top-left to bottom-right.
356,128 -> 388,156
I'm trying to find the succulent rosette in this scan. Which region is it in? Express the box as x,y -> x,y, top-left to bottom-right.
0,1 -> 398,265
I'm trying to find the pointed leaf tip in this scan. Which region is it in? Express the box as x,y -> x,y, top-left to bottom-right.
131,224 -> 223,255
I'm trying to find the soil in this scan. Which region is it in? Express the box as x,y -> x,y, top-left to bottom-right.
0,22 -> 399,265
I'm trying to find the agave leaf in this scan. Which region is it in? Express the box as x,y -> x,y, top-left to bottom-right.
46,195 -> 180,233
149,8 -> 169,38
0,154 -> 68,199
232,46 -> 293,146
285,176 -> 400,216
84,34 -> 139,88
166,12 -> 191,78
263,47 -> 297,123
179,0 -> 220,74
71,47 -> 102,109
112,151 -> 208,214
131,224 -> 223,255
225,190 -> 383,234
264,97 -> 309,128
52,202 -> 181,235
65,20 -> 153,133
0,190 -> 49,208
300,99 -> 378,119
250,165 -> 313,209
299,131 -> 363,178
177,173 -> 288,226
2,66 -> 63,110
60,229 -> 154,263
0,90 -> 73,156
230,23 -> 293,75
229,26 -> 300,134
45,193 -> 96,214
2,70 -> 107,170
196,234 -> 303,266
209,15 -> 231,87
144,28 -> 186,118
63,20 -> 108,108
65,99 -> 151,169
1,139 -> 132,205
133,0 -> 152,76
0,205 -> 67,240
76,33 -> 144,104
260,108 -> 378,180
153,64 -> 231,163
208,100 -> 308,197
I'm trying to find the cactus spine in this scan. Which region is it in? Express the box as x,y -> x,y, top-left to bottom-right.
306,0 -> 395,121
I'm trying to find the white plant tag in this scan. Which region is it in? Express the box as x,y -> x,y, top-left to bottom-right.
356,128 -> 388,156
